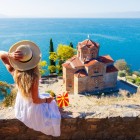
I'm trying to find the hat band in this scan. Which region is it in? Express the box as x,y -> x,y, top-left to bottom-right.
19,54 -> 33,63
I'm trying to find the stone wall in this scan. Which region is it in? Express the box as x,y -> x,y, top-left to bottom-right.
104,72 -> 118,88
1,117 -> 140,140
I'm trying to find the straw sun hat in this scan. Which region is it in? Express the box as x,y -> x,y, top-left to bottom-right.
9,40 -> 41,71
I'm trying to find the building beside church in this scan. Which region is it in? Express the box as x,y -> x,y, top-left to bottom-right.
62,39 -> 118,94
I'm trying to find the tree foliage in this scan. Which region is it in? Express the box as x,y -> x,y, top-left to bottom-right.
48,65 -> 56,73
135,78 -> 140,86
57,44 -> 75,61
118,71 -> 126,77
39,61 -> 47,75
56,65 -> 62,72
49,38 -> 54,52
69,42 -> 74,48
49,52 -> 58,61
49,44 -> 75,74
114,59 -> 130,72
49,39 -> 56,73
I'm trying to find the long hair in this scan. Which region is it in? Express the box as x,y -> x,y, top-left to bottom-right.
14,66 -> 40,99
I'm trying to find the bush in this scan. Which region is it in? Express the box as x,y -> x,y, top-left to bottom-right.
48,65 -> 56,73
135,78 -> 140,86
2,87 -> 17,107
0,81 -> 10,97
39,61 -> 47,75
119,71 -> 126,77
127,78 -> 135,83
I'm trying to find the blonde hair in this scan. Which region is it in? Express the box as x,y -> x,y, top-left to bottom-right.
14,66 -> 40,99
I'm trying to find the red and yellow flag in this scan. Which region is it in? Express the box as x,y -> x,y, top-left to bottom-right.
56,92 -> 69,108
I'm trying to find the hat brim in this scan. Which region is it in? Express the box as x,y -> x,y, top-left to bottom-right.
9,40 -> 41,71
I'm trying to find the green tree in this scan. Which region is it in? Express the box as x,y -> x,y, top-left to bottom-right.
118,71 -> 126,77
114,59 -> 131,73
48,65 -> 56,73
56,65 -> 62,75
49,52 -> 58,61
135,78 -> 140,86
57,44 -> 75,61
69,42 -> 74,48
57,44 -> 75,74
49,38 -> 56,73
49,44 -> 75,74
39,61 -> 47,75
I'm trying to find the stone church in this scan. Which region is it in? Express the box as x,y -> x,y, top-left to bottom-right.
62,39 -> 118,94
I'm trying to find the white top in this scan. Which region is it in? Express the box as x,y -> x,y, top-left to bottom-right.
14,89 -> 61,137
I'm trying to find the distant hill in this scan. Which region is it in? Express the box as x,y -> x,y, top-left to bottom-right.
91,11 -> 140,18
108,11 -> 140,18
0,11 -> 140,18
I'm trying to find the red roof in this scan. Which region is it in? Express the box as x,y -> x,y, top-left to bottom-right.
84,59 -> 98,67
63,56 -> 83,68
78,39 -> 99,49
67,56 -> 83,68
106,66 -> 118,73
98,55 -> 114,64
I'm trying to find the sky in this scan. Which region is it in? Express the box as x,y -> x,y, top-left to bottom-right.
0,0 -> 140,18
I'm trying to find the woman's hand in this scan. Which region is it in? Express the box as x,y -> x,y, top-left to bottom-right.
46,97 -> 54,103
8,51 -> 23,60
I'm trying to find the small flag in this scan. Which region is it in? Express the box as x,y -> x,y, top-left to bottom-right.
56,92 -> 69,108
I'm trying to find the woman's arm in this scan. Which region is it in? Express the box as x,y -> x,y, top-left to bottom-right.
0,51 -> 15,75
31,79 -> 53,104
0,50 -> 23,75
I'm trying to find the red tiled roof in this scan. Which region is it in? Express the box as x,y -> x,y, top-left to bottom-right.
63,56 -> 83,69
78,39 -> 99,49
67,56 -> 84,68
84,59 -> 98,67
98,55 -> 114,64
106,66 -> 118,73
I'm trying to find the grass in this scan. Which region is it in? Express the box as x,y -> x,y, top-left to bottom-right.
67,89 -> 140,111
86,90 -> 140,106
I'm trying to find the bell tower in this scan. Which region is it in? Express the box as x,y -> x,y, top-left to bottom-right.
77,39 -> 100,63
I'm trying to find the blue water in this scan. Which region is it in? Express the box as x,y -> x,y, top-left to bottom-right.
0,18 -> 140,84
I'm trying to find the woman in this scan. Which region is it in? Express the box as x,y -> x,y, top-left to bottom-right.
0,40 -> 61,137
